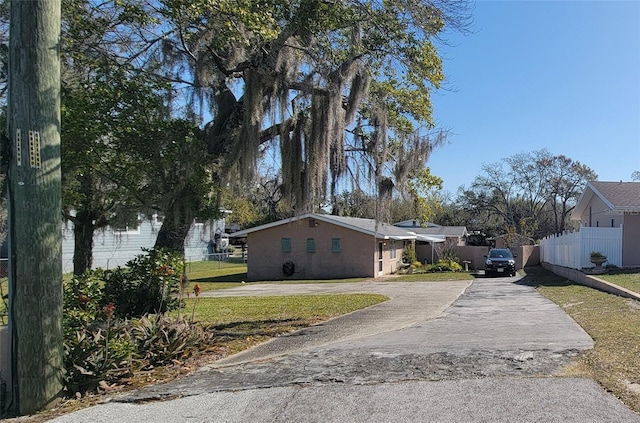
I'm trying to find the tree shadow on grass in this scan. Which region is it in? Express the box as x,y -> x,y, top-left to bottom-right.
515,266 -> 575,288
190,272 -> 248,283
207,318 -> 312,339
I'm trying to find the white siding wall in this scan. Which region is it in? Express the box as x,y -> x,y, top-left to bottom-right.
540,225 -> 623,269
62,218 -> 226,273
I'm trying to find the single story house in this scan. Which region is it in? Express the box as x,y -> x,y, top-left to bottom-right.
231,213 -> 419,280
58,214 -> 228,273
571,181 -> 640,266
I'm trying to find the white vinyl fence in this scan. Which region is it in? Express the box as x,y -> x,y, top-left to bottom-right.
540,225 -> 623,269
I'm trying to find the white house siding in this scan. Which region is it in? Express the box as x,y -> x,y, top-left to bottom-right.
62,218 -> 226,273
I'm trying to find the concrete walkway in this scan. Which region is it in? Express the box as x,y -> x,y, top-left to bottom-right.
51,276 -> 640,422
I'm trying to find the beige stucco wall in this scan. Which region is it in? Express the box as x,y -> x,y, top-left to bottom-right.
455,246 -> 490,270
514,245 -> 540,269
245,217 -> 405,280
623,213 -> 640,266
577,195 -> 619,228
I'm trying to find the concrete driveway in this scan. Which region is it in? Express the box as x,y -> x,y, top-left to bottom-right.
51,275 -> 640,422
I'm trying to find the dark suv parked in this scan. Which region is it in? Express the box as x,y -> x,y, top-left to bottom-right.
484,248 -> 517,277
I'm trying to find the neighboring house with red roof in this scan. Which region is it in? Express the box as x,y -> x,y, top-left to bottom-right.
231,213 -> 419,280
571,181 -> 640,267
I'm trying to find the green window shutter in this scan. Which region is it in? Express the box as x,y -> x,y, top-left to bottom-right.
332,238 -> 341,253
281,238 -> 292,253
307,238 -> 316,253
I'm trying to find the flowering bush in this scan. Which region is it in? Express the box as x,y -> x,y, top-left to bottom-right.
62,248 -> 204,396
102,248 -> 185,318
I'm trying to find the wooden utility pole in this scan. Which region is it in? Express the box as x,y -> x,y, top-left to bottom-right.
6,0 -> 64,415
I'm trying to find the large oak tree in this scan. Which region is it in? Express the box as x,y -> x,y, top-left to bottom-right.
126,0 -> 472,251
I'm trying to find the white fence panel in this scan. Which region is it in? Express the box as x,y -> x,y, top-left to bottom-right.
540,225 -> 623,269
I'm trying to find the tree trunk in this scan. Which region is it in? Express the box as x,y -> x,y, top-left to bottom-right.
72,211 -> 95,276
70,171 -> 108,276
154,202 -> 195,254
7,0 -> 64,415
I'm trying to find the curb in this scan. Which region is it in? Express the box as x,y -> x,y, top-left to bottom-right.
541,262 -> 640,301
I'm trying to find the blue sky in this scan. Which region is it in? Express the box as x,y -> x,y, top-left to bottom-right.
428,0 -> 640,195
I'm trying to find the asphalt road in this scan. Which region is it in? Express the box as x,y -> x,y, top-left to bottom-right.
51,275 -> 640,422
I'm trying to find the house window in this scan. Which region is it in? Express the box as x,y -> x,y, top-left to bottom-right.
596,221 -> 599,227
281,238 -> 292,253
309,219 -> 317,228
390,240 -> 397,259
332,238 -> 341,253
611,219 -> 615,228
307,238 -> 316,252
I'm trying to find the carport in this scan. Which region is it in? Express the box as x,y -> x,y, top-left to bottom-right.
410,233 -> 446,264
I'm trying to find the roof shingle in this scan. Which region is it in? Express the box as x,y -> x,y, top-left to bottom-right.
590,181 -> 640,209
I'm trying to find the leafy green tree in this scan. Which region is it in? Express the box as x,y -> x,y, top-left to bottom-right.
59,0 -> 222,260
11,0 -> 472,260
220,188 -> 261,229
113,118 -> 221,252
127,0 -> 471,244
60,63 -> 163,274
58,0 -> 173,273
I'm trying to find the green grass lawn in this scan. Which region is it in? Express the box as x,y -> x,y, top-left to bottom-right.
172,293 -> 388,356
521,266 -> 640,413
177,293 -> 388,325
597,272 -> 640,294
183,259 -> 473,293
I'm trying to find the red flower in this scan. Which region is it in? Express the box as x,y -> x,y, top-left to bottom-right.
193,284 -> 201,298
160,265 -> 175,275
104,303 -> 115,320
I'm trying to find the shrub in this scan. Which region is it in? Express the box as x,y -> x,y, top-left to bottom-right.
403,243 -> 417,264
63,270 -> 106,335
130,315 -> 213,368
425,259 -> 463,272
62,248 -> 203,396
63,317 -> 136,393
102,248 -> 185,319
